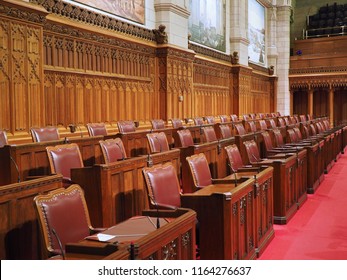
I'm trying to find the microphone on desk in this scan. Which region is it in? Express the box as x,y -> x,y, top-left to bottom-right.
230,165 -> 238,187
115,142 -> 125,160
154,136 -> 162,152
52,228 -> 65,260
10,156 -> 21,183
63,137 -> 69,144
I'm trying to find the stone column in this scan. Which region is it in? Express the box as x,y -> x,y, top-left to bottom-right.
154,0 -> 190,49
229,0 -> 249,65
275,0 -> 292,116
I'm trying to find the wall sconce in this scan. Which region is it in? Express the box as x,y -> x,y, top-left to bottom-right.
178,95 -> 184,102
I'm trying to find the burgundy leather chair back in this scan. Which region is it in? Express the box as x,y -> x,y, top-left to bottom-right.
323,120 -> 330,130
46,143 -> 84,180
300,115 -> 307,122
225,144 -> 244,171
273,129 -> 285,146
177,129 -> 194,147
316,122 -> 324,133
302,125 -> 310,139
286,129 -> 298,143
234,123 -> 246,135
203,126 -> 218,142
219,115 -> 229,123
219,124 -> 232,139
30,127 -> 60,142
186,153 -> 212,188
243,114 -> 250,121
258,120 -> 267,130
250,113 -> 256,120
34,185 -> 93,258
142,163 -> 181,209
0,130 -> 8,147
230,114 -> 238,122
193,117 -> 204,126
293,127 -> 303,140
244,140 -> 261,163
86,123 -> 107,136
171,118 -> 183,129
278,118 -> 285,127
262,131 -> 274,151
284,117 -> 291,126
247,121 -> 257,133
146,132 -> 170,153
99,138 -> 127,163
310,124 -> 317,136
204,116 -> 215,124
151,119 -> 165,129
268,119 -> 277,128
117,120 -> 136,133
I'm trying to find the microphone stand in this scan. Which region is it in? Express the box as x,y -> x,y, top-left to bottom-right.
10,156 -> 21,183
230,166 -> 238,187
52,228 -> 65,260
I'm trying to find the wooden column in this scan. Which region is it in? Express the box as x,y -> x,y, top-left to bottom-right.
308,87 -> 314,117
290,89 -> 294,115
329,85 -> 334,126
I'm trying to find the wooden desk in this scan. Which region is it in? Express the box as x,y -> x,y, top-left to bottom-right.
0,175 -> 63,259
181,178 -> 257,260
71,149 -> 181,227
251,154 -> 298,224
179,138 -> 234,194
66,208 -> 196,260
0,136 -> 103,185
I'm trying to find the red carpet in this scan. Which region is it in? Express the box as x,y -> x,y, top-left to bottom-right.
259,152 -> 347,260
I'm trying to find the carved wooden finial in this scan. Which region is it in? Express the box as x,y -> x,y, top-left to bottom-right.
153,24 -> 168,44
231,51 -> 239,65
268,65 -> 274,75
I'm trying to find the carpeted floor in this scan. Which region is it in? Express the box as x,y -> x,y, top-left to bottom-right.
259,152 -> 347,260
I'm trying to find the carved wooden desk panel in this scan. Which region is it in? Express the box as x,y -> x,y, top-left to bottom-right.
0,136 -> 103,185
66,208 -> 196,260
0,175 -> 63,259
251,155 -> 298,224
71,156 -> 148,227
181,180 -> 257,260
71,150 -> 181,228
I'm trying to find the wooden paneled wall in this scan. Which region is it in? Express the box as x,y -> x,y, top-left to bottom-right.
0,0 -> 277,143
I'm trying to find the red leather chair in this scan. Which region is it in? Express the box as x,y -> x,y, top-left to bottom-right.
204,116 -> 215,124
234,123 -> 246,135
258,119 -> 268,130
202,126 -> 218,142
34,184 -> 103,259
243,114 -> 251,121
300,115 -> 307,122
177,129 -> 194,147
30,127 -> 60,142
224,144 -> 245,171
99,138 -> 127,163
193,117 -> 204,126
86,123 -> 107,136
247,120 -> 257,133
277,118 -> 286,127
0,130 -> 8,147
243,140 -> 262,163
230,114 -> 238,122
46,143 -> 84,185
186,153 -> 213,188
170,118 -> 183,129
219,124 -> 232,139
268,118 -> 277,129
151,119 -> 165,129
142,162 -> 181,209
146,132 -> 170,153
117,120 -> 136,133
219,115 -> 229,123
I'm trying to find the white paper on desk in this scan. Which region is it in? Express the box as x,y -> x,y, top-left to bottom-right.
96,233 -> 115,242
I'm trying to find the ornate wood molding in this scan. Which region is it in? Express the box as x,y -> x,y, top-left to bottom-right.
30,0 -> 156,42
188,42 -> 231,62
